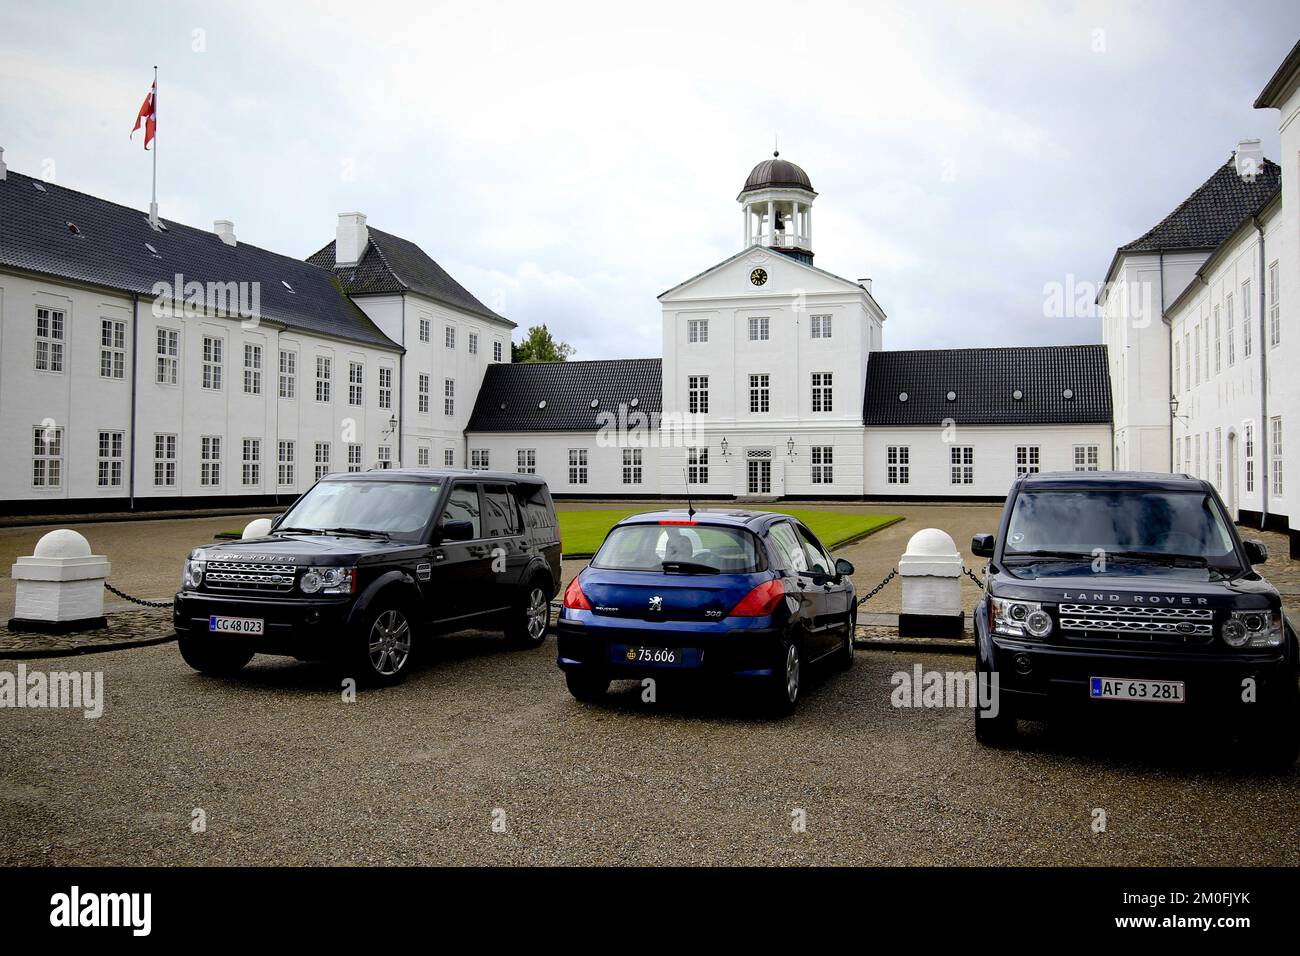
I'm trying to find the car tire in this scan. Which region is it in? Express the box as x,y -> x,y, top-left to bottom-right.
506,577 -> 551,649
973,662 -> 1017,747
837,612 -> 855,671
565,670 -> 610,702
177,634 -> 254,677
350,599 -> 415,687
761,638 -> 801,717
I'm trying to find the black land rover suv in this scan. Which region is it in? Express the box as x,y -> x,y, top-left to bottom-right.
174,469 -> 562,684
972,471 -> 1299,766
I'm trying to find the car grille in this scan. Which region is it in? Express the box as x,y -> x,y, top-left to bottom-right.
204,562 -> 297,593
1057,603 -> 1214,642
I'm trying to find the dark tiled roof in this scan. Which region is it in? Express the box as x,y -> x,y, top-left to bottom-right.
863,345 -> 1112,426
741,154 -> 814,193
1254,38 -> 1300,108
0,170 -> 400,350
1118,157 -> 1280,254
307,227 -> 512,326
467,358 -> 662,432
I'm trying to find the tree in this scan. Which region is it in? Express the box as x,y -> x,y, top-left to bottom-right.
512,324 -> 575,363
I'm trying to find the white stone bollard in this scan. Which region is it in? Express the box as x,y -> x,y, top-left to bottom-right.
242,518 -> 273,539
9,529 -> 112,632
898,527 -> 964,637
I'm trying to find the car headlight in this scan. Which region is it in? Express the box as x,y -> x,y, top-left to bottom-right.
182,558 -> 205,589
1227,609 -> 1283,648
300,567 -> 355,595
991,597 -> 1052,639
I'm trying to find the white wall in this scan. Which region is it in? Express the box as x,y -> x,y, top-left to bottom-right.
464,431 -> 662,495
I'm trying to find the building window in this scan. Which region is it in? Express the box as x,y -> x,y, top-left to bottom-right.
568,448 -> 588,485
1242,280 -> 1253,357
810,314 -> 832,339
1212,305 -> 1221,374
517,449 -> 536,474
1174,437 -> 1182,476
688,375 -> 709,414
378,367 -> 393,410
156,328 -> 179,385
202,336 -> 223,390
749,373 -> 770,413
278,440 -> 295,486
35,307 -> 66,373
348,361 -> 364,406
950,446 -> 974,485
279,350 -> 296,399
887,445 -> 909,484
1073,444 -> 1099,471
1184,433 -> 1192,475
811,372 -> 833,412
444,448 -> 455,467
200,436 -> 222,487
471,449 -> 490,469
687,447 -> 709,485
748,316 -> 769,341
96,430 -> 123,487
1225,294 -> 1235,366
469,332 -> 479,355
1244,424 -> 1255,493
418,373 -> 430,413
312,442 -> 331,480
315,356 -> 332,402
445,325 -> 456,350
687,318 -> 708,344
31,425 -> 63,487
1183,331 -> 1191,388
811,445 -> 833,484
622,448 -> 642,484
444,378 -> 455,416
419,317 -> 430,342
417,446 -> 430,467
1193,433 -> 1201,478
347,444 -> 363,473
493,340 -> 503,362
1271,417 -> 1283,496
376,446 -> 392,470
243,343 -> 263,395
1268,261 -> 1281,347
154,434 -> 177,487
100,319 -> 126,379
242,438 -> 261,486
1214,427 -> 1223,489
1192,325 -> 1200,386
1015,445 -> 1040,476
1172,341 -> 1180,394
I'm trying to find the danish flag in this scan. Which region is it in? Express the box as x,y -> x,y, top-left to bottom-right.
131,80 -> 156,149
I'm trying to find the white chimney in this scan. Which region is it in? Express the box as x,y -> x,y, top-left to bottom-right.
214,219 -> 236,246
336,212 -> 369,267
0,147 -> 7,181
1235,138 -> 1264,182
859,278 -> 872,293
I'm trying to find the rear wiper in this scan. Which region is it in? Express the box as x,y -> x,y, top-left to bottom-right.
660,560 -> 721,575
322,527 -> 390,539
275,527 -> 325,535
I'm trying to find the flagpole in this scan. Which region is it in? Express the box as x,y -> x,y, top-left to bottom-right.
149,65 -> 158,226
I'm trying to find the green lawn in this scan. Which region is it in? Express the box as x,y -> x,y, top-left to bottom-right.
557,508 -> 902,557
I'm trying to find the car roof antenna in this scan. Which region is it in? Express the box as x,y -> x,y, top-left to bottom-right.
683,468 -> 696,519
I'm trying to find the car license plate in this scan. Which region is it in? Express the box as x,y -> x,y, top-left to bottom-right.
1090,677 -> 1185,703
619,645 -> 687,666
209,615 -> 264,636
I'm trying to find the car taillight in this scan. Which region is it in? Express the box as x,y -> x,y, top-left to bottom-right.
728,578 -> 786,617
563,576 -> 591,610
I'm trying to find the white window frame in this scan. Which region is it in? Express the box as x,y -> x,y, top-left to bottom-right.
347,443 -> 363,473
348,361 -> 364,406
444,378 -> 455,416
1242,280 -> 1253,357
378,366 -> 393,410
687,318 -> 709,344
811,372 -> 833,412
154,433 -> 177,487
279,350 -> 296,399
418,317 -> 431,342
622,448 -> 643,484
688,375 -> 709,414
96,430 -> 124,487
1244,424 -> 1255,494
444,448 -> 455,467
200,435 -> 222,487
1271,417 -> 1283,497
315,356 -> 332,403
445,325 -> 456,350
493,340 -> 503,362
156,328 -> 179,386
1015,445 -> 1040,476
749,373 -> 770,413
377,446 -> 392,470
568,448 -> 588,485
202,336 -> 224,390
1073,444 -> 1099,472
1225,294 -> 1235,367
35,307 -> 66,373
100,319 -> 126,380
242,438 -> 261,486
243,343 -> 263,395
418,373 -> 430,413
469,332 -> 479,355
315,442 -> 332,480
471,449 -> 490,470
950,446 -> 974,485
32,425 -> 64,488
278,440 -> 295,486
517,449 -> 536,474
748,316 -> 769,341
810,314 -> 832,339
687,446 -> 709,485
1268,261 -> 1281,347
811,445 -> 833,484
887,445 -> 909,484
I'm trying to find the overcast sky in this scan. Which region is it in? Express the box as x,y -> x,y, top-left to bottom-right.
2,1 -> 1298,358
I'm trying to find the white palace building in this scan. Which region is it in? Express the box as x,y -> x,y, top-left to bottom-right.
0,143 -> 1114,515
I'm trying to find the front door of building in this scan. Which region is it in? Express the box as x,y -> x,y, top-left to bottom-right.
747,449 -> 772,494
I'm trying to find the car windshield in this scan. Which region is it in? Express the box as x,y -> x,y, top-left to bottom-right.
1003,489 -> 1240,569
276,480 -> 442,542
592,523 -> 762,573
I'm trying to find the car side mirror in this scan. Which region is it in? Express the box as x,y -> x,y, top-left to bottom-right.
971,533 -> 995,558
440,519 -> 475,542
1243,539 -> 1268,565
834,558 -> 855,577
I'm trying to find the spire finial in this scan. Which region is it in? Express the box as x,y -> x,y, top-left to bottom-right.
773,133 -> 779,158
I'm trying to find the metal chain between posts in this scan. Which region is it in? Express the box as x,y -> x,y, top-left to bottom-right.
104,582 -> 172,609
962,565 -> 986,587
855,568 -> 897,607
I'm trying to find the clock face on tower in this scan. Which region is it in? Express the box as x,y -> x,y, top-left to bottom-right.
750,268 -> 768,286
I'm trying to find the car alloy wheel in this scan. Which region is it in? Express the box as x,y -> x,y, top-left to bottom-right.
369,608 -> 412,677
526,587 -> 549,642
785,642 -> 801,703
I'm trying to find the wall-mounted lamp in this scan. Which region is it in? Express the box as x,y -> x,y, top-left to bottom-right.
786,437 -> 796,458
720,437 -> 729,458
1169,396 -> 1187,423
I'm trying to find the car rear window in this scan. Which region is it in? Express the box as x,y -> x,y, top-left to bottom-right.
592,523 -> 762,573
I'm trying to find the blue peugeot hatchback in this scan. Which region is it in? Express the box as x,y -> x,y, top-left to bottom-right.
557,510 -> 857,714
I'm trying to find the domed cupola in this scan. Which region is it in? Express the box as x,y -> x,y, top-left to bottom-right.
738,150 -> 817,264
